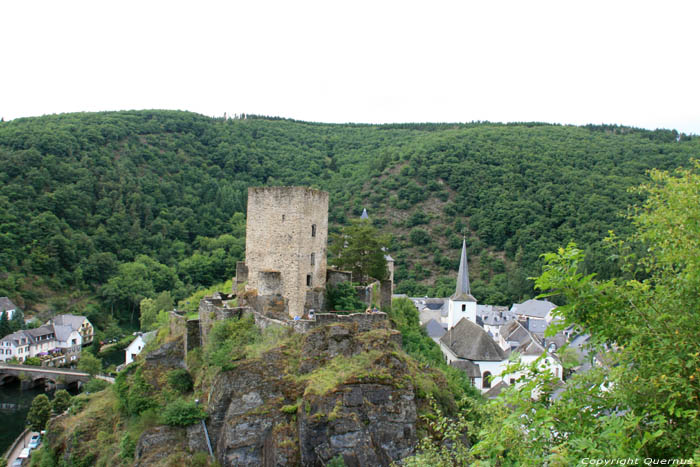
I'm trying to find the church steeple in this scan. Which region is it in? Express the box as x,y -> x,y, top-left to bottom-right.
451,237 -> 476,302
455,237 -> 471,297
447,237 -> 477,329
360,208 -> 369,220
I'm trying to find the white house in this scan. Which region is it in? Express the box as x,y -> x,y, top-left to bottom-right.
0,297 -> 19,321
125,331 -> 156,365
511,299 -> 558,324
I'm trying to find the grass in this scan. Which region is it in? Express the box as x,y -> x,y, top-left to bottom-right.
301,350 -> 392,396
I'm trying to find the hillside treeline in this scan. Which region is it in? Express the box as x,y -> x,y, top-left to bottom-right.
0,110 -> 697,321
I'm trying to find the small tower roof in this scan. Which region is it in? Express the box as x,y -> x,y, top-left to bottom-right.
360,208 -> 369,220
451,238 -> 476,301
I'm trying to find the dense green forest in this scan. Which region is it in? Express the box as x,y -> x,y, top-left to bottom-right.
1,110 -> 698,324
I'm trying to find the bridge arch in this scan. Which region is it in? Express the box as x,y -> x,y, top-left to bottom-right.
0,373 -> 20,386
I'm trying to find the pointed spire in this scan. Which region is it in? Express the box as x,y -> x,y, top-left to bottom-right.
454,237 -> 473,299
360,208 -> 369,220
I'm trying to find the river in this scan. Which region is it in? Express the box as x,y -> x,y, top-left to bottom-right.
0,381 -> 50,454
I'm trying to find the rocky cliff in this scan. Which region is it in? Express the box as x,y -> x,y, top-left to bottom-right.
44,316 -> 450,467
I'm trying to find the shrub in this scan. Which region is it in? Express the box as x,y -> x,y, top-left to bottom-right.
161,399 -> 207,427
204,315 -> 260,369
83,378 -> 110,393
325,282 -> 365,312
51,389 -> 72,414
167,369 -> 194,394
26,394 -> 51,431
119,433 -> 136,461
114,368 -> 158,415
23,356 -> 41,366
327,455 -> 347,467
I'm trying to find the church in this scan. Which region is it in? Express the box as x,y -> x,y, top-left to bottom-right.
420,239 -> 563,394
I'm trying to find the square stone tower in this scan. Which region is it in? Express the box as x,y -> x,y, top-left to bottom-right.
245,186 -> 329,318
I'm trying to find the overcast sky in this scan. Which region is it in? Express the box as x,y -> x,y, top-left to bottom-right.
2,0 -> 699,133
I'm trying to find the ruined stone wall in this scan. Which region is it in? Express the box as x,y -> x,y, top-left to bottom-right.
245,186 -> 329,318
185,319 -> 201,354
198,298 -> 245,348
169,311 -> 187,337
326,269 -> 352,288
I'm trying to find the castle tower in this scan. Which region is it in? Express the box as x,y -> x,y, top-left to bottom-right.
245,187 -> 329,318
447,238 -> 477,329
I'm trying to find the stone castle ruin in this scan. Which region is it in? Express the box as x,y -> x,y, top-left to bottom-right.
242,186 -> 329,318
172,186 -> 394,353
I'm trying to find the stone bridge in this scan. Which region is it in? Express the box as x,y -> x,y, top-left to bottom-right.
0,363 -> 113,391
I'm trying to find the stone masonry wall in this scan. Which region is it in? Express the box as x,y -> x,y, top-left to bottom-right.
245,187 -> 329,318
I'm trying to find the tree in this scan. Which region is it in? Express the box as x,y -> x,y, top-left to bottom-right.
140,291 -> 174,331
0,311 -> 10,337
329,220 -> 390,284
26,394 -> 51,431
406,163 -> 700,464
51,389 -> 72,414
78,352 -> 102,376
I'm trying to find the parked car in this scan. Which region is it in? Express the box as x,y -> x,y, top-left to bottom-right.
28,434 -> 41,449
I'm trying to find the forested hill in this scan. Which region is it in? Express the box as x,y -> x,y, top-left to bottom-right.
1,110 -> 698,319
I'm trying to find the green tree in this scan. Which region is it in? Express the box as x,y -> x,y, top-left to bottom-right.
140,291 -> 174,331
26,394 -> 51,431
329,220 -> 390,284
0,311 -> 10,337
51,389 -> 72,414
78,352 -> 102,376
23,356 -> 41,366
474,164 -> 700,462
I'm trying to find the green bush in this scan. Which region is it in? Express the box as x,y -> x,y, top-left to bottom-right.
325,282 -> 365,312
23,356 -> 42,366
167,369 -> 194,394
114,368 -> 158,415
161,399 -> 207,427
119,433 -> 136,461
51,389 -> 72,414
204,315 -> 260,369
327,454 -> 347,467
84,378 -> 110,393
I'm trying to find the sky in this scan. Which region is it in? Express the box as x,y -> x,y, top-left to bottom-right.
1,0 -> 699,133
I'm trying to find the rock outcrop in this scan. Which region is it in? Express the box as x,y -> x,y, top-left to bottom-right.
136,320 -> 420,466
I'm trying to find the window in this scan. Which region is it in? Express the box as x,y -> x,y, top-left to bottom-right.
311,224 -> 316,237
483,371 -> 492,389
510,378 -> 516,385
282,215 -> 285,221
306,274 -> 312,286
461,304 -> 466,312
310,253 -> 315,265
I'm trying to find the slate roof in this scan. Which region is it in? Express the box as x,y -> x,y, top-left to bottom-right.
1,330 -> 28,346
440,318 -> 506,362
52,314 -> 88,331
25,325 -> 55,340
511,299 -> 556,319
451,239 -> 477,302
53,324 -> 76,343
423,319 -> 447,338
478,306 -> 517,326
526,318 -> 548,336
450,359 -> 481,377
0,297 -> 17,313
483,380 -> 509,399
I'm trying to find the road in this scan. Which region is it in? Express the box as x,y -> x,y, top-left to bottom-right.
4,429 -> 38,465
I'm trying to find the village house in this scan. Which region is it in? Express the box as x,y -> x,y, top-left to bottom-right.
416,240 -> 563,393
0,296 -> 19,320
0,314 -> 92,365
125,331 -> 156,365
